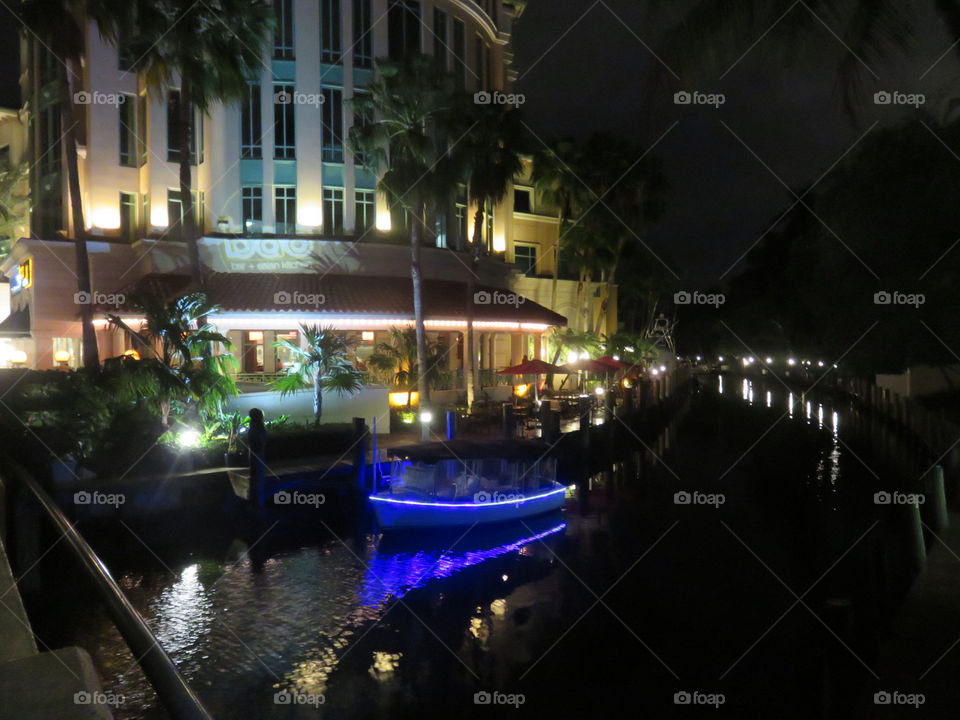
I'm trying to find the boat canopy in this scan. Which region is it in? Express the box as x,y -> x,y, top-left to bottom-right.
387,439 -> 553,463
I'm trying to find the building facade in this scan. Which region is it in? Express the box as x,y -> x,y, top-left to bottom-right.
2,0 -> 615,382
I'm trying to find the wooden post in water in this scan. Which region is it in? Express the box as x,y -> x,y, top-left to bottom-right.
926,466 -> 949,533
352,417 -> 368,493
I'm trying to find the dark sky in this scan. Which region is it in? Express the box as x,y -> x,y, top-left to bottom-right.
0,4 -> 18,108
513,0 -> 958,286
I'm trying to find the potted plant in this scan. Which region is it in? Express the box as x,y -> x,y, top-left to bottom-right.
222,411 -> 248,466
217,216 -> 230,232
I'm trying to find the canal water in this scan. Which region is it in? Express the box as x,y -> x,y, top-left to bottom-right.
32,374 -> 932,718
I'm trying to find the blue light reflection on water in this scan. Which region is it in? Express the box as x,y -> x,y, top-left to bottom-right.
359,523 -> 566,607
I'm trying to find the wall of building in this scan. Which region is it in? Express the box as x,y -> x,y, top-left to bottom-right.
224,384 -> 392,432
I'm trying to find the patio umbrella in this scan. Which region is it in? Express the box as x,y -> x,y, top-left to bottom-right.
558,358 -> 612,374
596,356 -> 631,370
498,359 -> 568,403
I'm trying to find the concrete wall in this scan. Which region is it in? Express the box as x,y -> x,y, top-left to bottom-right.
877,365 -> 960,398
225,384 -> 392,433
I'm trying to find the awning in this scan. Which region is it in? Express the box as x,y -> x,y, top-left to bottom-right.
113,272 -> 567,327
0,307 -> 30,337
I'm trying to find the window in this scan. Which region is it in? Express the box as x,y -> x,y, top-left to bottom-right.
275,330 -> 300,369
455,185 -> 467,248
241,84 -> 262,159
321,0 -> 342,63
474,35 -> 484,90
167,189 -> 203,239
452,19 -> 466,88
513,188 -> 532,214
274,85 -> 296,159
353,0 -> 372,69
242,186 -> 263,230
354,189 -> 375,233
274,0 -> 294,59
275,186 -> 297,234
323,187 -> 344,235
432,8 -> 447,68
167,90 -> 201,164
39,105 -> 60,176
515,244 -> 538,276
120,192 -> 137,243
119,93 -> 145,167
321,87 -> 343,162
351,92 -> 371,166
388,0 -> 420,59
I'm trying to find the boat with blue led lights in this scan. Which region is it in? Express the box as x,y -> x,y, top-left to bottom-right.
370,440 -> 568,529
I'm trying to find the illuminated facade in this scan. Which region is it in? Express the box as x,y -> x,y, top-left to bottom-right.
3,0 -> 615,379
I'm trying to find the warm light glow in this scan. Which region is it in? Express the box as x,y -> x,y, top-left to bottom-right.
612,355 -> 620,361
514,383 -> 530,397
419,411 -> 433,424
91,206 -> 121,230
651,368 -> 659,376
248,331 -> 264,342
150,206 -> 169,227
718,356 -> 724,362
621,379 -> 631,388
298,206 -> 322,227
765,357 -> 773,364
361,331 -> 375,342
9,350 -> 27,364
594,386 -> 605,396
493,234 -> 506,252
818,360 -> 825,367
206,314 -> 553,333
659,365 -> 666,372
123,349 -> 141,360
375,211 -> 392,231
788,358 -> 797,366
53,350 -> 71,363
389,391 -> 419,407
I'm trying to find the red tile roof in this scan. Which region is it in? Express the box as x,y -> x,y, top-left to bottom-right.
114,273 -> 567,326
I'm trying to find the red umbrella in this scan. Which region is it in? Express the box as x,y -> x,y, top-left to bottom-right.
559,358 -> 612,373
497,359 -> 567,375
498,359 -> 568,404
596,356 -> 631,369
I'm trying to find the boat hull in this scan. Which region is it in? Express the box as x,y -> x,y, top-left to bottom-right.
370,484 -> 567,529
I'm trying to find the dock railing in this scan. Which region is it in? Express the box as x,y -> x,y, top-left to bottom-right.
2,460 -> 215,720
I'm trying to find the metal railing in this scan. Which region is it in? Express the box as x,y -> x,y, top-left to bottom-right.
4,461 -> 214,720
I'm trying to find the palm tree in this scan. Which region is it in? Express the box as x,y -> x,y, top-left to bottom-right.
350,55 -> 459,438
19,0 -> 129,370
0,157 -> 30,261
126,0 -> 274,290
106,292 -> 238,426
531,138 -> 590,311
452,103 -> 526,409
367,327 -> 444,408
656,1 -> 924,119
273,325 -> 364,426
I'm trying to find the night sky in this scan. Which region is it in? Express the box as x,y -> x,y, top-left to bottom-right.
513,0 -> 958,285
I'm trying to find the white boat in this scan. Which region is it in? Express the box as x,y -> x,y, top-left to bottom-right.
369,440 -> 568,529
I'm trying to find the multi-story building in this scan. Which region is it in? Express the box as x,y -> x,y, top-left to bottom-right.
2,0 -> 615,394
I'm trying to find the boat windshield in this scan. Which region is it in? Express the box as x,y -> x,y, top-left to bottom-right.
388,458 -> 557,501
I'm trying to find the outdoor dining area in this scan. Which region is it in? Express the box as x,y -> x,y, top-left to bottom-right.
493,355 -> 647,439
